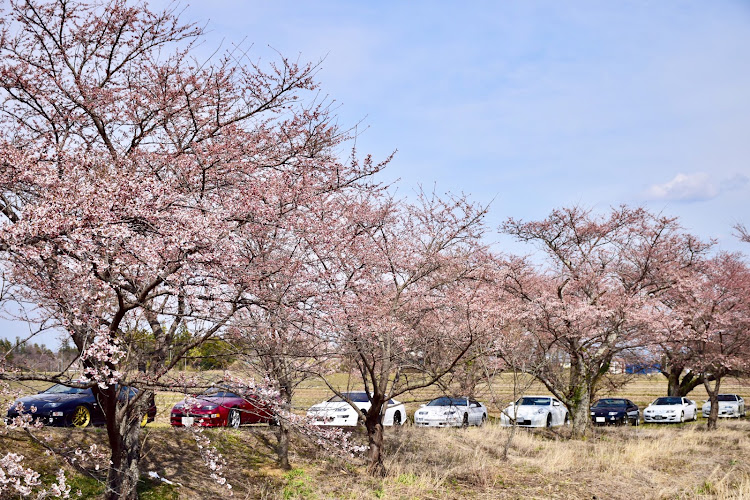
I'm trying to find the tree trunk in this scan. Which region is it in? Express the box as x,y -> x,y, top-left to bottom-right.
275,380 -> 293,470
664,367 -> 703,398
105,420 -> 142,500
364,398 -> 386,477
704,377 -> 722,431
97,387 -> 149,500
568,388 -> 590,438
502,422 -> 517,461
276,421 -> 291,470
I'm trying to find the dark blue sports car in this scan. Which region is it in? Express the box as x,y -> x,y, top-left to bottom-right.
6,383 -> 156,428
590,398 -> 639,426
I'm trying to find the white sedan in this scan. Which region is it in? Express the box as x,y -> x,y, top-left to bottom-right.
306,392 -> 405,426
643,397 -> 697,423
499,395 -> 569,427
414,396 -> 487,427
702,394 -> 746,418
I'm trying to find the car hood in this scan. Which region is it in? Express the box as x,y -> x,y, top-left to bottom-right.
645,404 -> 685,411
15,394 -> 86,407
591,405 -> 628,413
417,406 -> 467,416
173,396 -> 236,410
504,405 -> 550,418
307,401 -> 366,413
702,401 -> 738,408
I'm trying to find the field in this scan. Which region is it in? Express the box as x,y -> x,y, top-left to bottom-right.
2,374 -> 750,499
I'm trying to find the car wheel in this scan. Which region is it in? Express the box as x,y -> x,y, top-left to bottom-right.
679,411 -> 685,423
480,414 -> 487,427
622,415 -> 629,426
393,411 -> 402,426
462,413 -> 469,428
546,413 -> 552,428
227,408 -> 241,429
71,405 -> 91,428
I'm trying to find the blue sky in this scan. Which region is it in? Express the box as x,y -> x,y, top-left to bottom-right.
4,1 -> 750,347
170,0 -> 750,250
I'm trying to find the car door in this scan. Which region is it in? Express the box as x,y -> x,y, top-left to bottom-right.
468,399 -> 482,425
626,400 -> 639,422
551,398 -> 564,425
683,398 -> 695,419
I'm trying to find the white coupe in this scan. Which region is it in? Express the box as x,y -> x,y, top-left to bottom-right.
499,395 -> 569,427
414,396 -> 487,427
306,392 -> 405,426
643,396 -> 697,423
702,394 -> 746,418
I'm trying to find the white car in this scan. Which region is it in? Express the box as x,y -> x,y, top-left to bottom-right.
499,395 -> 569,427
702,394 -> 746,418
414,396 -> 487,427
643,397 -> 697,423
306,392 -> 405,426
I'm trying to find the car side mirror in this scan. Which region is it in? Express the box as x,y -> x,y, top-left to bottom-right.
420,404 -> 426,408
470,403 -> 478,408
552,401 -> 560,406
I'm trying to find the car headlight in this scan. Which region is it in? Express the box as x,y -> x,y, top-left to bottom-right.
444,410 -> 457,415
46,403 -> 62,408
665,410 -> 675,414
590,412 -> 595,416
203,405 -> 218,410
536,408 -> 547,414
335,407 -> 349,413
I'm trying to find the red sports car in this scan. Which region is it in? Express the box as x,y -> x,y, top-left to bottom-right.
170,388 -> 275,428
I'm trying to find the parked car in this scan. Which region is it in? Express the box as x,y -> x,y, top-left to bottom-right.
306,392 -> 405,427
590,398 -> 640,425
643,396 -> 697,423
499,395 -> 569,427
170,387 -> 275,428
702,394 -> 746,418
6,383 -> 156,428
414,396 -> 487,427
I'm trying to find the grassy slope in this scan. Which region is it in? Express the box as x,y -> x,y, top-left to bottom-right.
1,374 -> 749,499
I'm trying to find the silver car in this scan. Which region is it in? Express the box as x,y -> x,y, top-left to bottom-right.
702,394 -> 746,418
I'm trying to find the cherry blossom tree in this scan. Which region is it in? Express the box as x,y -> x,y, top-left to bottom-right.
0,1 -> 383,498
501,206 -> 707,437
313,191 -> 494,475
661,252 -> 750,430
227,226 -> 334,470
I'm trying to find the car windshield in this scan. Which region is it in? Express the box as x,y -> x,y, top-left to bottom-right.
200,389 -> 238,398
718,395 -> 738,402
427,397 -> 467,407
43,384 -> 89,395
517,397 -> 550,406
328,392 -> 370,403
653,397 -> 682,405
593,399 -> 627,407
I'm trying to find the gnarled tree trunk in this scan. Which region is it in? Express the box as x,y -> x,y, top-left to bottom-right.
703,377 -> 722,431
364,397 -> 386,477
98,387 -> 151,500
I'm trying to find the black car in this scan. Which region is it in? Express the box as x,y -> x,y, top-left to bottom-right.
590,398 -> 639,425
6,383 -> 156,428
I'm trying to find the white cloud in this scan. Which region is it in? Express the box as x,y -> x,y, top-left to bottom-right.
646,172 -> 749,202
646,173 -> 718,201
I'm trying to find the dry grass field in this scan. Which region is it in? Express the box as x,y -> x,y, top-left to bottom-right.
2,374 -> 749,499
